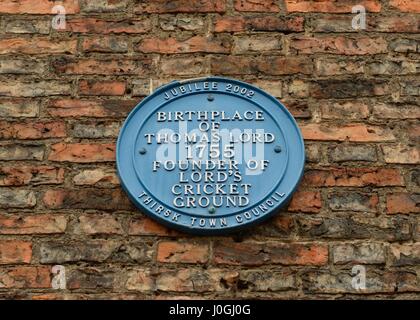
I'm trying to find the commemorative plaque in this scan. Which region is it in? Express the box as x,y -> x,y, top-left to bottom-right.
117,77 -> 305,234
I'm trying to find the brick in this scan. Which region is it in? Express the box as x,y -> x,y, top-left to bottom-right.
72,121 -> 120,138
234,0 -> 279,12
160,16 -> 205,31
211,56 -> 313,75
0,166 -> 64,186
214,15 -> 304,32
284,101 -> 311,118
310,79 -> 389,98
305,144 -> 321,162
81,0 -> 128,12
411,169 -> 420,187
287,80 -> 309,98
73,168 -> 119,186
78,80 -> 126,96
287,191 -> 322,213
389,0 -> 420,13
386,193 -> 420,214
389,243 -> 420,266
372,103 -> 420,119
52,57 -> 153,75
67,268 -> 115,289
48,143 -> 115,162
332,243 -> 386,264
252,80 -> 282,98
296,215 -> 412,241
125,269 -> 154,291
47,99 -> 136,118
239,271 -> 296,291
329,144 -> 377,162
65,18 -> 151,33
382,145 -> 419,164
4,19 -> 50,34
302,270 -> 418,294
320,101 -> 369,119
128,217 -> 181,237
0,38 -> 77,54
157,242 -> 209,263
401,80 -> 420,96
76,214 -> 124,235
301,124 -> 395,142
0,121 -> 66,139
329,192 -> 378,212
0,267 -> 51,288
0,214 -> 67,234
156,268 -> 238,292
213,241 -> 328,266
302,168 -> 403,187
136,36 -> 231,54
389,39 -> 419,53
0,189 -> 36,208
232,36 -> 282,54
316,58 -> 364,76
0,99 -> 38,117
82,37 -> 128,53
0,144 -> 44,161
286,0 -> 381,12
0,80 -> 71,97
0,58 -> 48,74
161,57 -> 206,76
290,36 -> 387,55
0,240 -> 32,264
366,60 -> 419,75
43,189 -> 133,211
0,0 -> 80,14
136,0 -> 226,13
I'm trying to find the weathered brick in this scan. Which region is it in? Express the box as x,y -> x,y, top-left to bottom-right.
67,268 -> 115,289
214,15 -> 304,32
160,15 -> 205,31
332,243 -> 386,264
0,190 -> 36,208
72,121 -> 120,139
302,168 -> 403,187
0,80 -> 71,97
285,0 -> 381,12
382,145 -> 419,164
389,243 -> 420,266
78,80 -> 126,96
302,124 -> 395,142
0,0 -> 80,14
128,217 -> 181,237
81,0 -> 128,12
316,58 -> 364,76
4,19 -> 50,34
157,241 -> 209,263
329,192 -> 378,212
0,121 -> 66,139
125,268 -> 154,291
136,35 -> 231,54
366,60 -> 419,75
320,101 -> 369,119
290,36 -> 387,55
82,37 -> 128,53
48,143 -> 115,162
373,103 -> 420,119
389,38 -> 419,53
234,0 -> 279,12
305,144 -> 321,162
0,99 -> 39,118
43,189 -> 133,211
232,35 -> 282,54
52,57 -> 153,75
76,214 -> 124,235
0,166 -> 64,186
65,18 -> 151,33
287,191 -> 322,213
0,214 -> 67,234
136,0 -> 226,13
213,241 -> 328,266
73,168 -> 119,186
0,267 -> 51,288
0,240 -> 32,264
386,193 -> 420,214
160,57 -> 206,76
401,80 -> 420,96
0,38 -> 77,54
0,144 -> 44,161
328,144 -> 377,162
0,58 -> 47,74
47,99 -> 136,118
389,0 -> 420,13
287,79 -> 309,98
211,56 -> 313,75
310,79 -> 389,98
239,270 -> 296,291
252,80 -> 282,98
281,100 -> 311,118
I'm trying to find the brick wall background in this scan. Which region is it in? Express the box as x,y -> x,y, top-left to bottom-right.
0,0 -> 419,299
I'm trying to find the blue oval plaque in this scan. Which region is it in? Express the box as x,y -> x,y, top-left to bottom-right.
117,77 -> 305,234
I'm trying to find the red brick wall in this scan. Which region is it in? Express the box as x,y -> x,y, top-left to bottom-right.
0,0 -> 419,299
